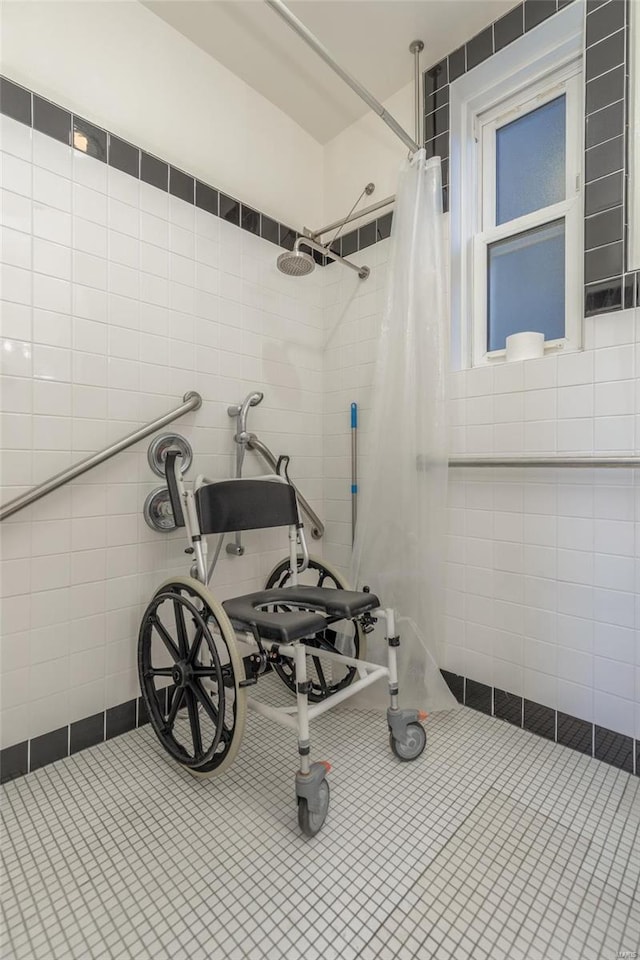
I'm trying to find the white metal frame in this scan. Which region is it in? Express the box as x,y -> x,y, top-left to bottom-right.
171,459 -> 401,775
448,0 -> 584,370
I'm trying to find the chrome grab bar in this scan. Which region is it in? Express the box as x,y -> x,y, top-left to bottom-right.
449,456 -> 640,468
0,391 -> 203,522
246,434 -> 324,539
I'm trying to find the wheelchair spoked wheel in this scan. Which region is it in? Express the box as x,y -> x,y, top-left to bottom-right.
264,557 -> 366,702
138,577 -> 247,777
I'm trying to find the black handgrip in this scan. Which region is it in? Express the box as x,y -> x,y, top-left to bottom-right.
276,455 -> 292,484
164,449 -> 185,527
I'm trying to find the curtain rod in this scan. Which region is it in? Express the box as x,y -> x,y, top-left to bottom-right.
264,0 -> 419,154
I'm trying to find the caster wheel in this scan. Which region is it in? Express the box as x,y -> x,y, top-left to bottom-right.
390,722 -> 427,761
138,577 -> 247,777
298,779 -> 330,838
265,556 -> 366,702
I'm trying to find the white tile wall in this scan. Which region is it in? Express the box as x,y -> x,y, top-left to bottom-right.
322,235 -> 640,742
0,116 -> 325,749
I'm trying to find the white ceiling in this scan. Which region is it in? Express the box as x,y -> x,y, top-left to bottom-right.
143,0 -> 514,144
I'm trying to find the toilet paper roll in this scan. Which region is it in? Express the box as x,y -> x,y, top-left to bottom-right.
505,331 -> 545,362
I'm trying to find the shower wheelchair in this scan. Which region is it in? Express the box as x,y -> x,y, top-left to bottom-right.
138,449 -> 427,836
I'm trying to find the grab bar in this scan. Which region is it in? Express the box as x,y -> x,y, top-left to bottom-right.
449,456 -> 640,468
0,391 -> 202,522
246,434 -> 324,539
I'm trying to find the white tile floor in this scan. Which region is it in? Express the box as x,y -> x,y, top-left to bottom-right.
1,678 -> 639,960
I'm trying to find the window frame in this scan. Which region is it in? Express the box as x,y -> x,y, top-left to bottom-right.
448,0 -> 585,371
472,66 -> 583,365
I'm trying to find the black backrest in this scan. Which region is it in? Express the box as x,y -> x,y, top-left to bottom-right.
164,449 -> 185,527
195,479 -> 299,535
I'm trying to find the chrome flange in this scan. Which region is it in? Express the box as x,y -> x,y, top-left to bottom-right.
143,487 -> 176,531
147,433 -> 193,478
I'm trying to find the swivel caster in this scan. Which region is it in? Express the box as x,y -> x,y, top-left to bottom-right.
388,709 -> 428,762
296,762 -> 331,837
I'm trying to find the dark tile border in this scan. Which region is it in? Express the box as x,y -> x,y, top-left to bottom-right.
0,696 -> 151,783
443,669 -> 638,776
422,0 -> 637,317
29,727 -> 68,773
70,713 -> 104,755
0,741 -> 28,784
0,75 -> 298,257
2,671 -> 638,784
465,678 -> 492,714
106,700 -> 137,740
0,75 -> 395,267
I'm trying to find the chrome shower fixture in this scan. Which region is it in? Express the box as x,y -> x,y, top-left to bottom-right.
276,181 -> 374,280
277,237 -> 370,280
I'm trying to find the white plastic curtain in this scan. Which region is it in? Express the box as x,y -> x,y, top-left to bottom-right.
350,149 -> 457,713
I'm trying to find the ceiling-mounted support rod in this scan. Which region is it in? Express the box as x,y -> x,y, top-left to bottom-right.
264,0 -> 420,154
310,194 -> 396,240
409,40 -> 424,146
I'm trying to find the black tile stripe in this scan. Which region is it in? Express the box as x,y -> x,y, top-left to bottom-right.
219,193 -> 240,226
0,741 -> 28,784
73,116 -> 107,162
241,204 -> 260,235
70,713 -> 104,755
108,134 -> 139,177
0,75 -> 297,255
494,5 -> 524,52
169,166 -> 194,204
585,275 -> 623,312
585,205 -> 624,249
524,0 -> 558,32
557,712 -> 592,755
2,668 -> 638,783
0,77 -> 31,126
465,679 -> 492,714
524,700 -> 556,740
141,152 -> 168,191
195,180 -> 218,216
595,725 -> 634,773
30,727 -> 68,772
33,95 -> 71,144
494,688 -> 522,726
106,700 -> 136,740
438,669 -> 638,775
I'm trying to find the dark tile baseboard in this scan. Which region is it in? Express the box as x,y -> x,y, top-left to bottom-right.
0,697 -> 148,785
441,669 -> 638,777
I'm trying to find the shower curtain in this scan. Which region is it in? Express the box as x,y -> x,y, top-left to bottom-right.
350,149 -> 457,713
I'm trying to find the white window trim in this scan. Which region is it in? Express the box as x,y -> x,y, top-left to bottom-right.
449,0 -> 585,370
473,67 -> 583,366
629,0 -> 640,271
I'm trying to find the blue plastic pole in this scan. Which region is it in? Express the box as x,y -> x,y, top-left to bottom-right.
351,402 -> 358,544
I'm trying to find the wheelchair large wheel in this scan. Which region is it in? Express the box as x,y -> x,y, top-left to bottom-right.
138,577 -> 247,777
264,556 -> 366,702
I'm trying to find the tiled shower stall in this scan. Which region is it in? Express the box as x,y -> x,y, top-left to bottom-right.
1,0 -> 639,785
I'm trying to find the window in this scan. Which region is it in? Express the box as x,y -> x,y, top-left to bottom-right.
448,1 -> 584,370
472,66 -> 582,364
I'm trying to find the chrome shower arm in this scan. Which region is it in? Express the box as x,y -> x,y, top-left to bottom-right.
296,237 -> 369,280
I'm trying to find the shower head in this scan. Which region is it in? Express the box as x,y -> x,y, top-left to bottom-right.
277,236 -> 369,280
277,247 -> 316,277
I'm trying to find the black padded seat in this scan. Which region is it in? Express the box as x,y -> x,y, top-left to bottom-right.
223,587 -> 380,644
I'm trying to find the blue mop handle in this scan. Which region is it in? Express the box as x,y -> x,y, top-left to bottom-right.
351,403 -> 357,542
